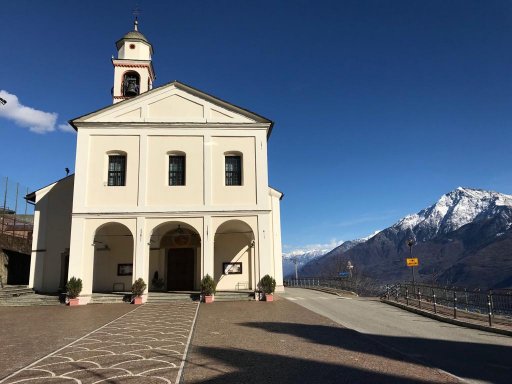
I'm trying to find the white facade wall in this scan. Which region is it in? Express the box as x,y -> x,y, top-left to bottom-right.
30,82 -> 283,303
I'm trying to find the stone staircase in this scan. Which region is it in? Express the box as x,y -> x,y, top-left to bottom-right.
147,291 -> 200,303
146,290 -> 255,303
0,285 -> 33,298
0,286 -> 62,306
90,292 -> 132,304
214,290 -> 255,301
0,288 -> 256,306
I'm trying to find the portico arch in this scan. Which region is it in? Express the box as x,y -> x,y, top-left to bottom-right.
148,221 -> 201,291
92,222 -> 134,292
214,219 -> 255,290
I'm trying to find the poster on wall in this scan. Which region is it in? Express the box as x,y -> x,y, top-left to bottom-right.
223,262 -> 242,275
117,264 -> 133,276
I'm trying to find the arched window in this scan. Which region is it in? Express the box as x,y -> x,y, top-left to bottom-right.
122,71 -> 140,97
107,152 -> 127,186
225,152 -> 242,186
168,152 -> 186,186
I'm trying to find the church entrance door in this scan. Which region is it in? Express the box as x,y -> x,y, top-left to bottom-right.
167,248 -> 194,291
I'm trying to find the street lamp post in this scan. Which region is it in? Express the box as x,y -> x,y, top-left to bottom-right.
407,239 -> 415,286
347,261 -> 354,278
292,257 -> 298,281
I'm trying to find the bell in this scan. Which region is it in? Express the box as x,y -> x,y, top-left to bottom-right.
124,80 -> 139,96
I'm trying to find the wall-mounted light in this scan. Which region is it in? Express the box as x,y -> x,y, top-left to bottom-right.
92,241 -> 110,251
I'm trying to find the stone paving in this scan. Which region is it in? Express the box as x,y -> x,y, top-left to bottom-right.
1,302 -> 198,384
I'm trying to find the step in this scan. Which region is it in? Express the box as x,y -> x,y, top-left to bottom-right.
0,286 -> 34,298
0,293 -> 61,306
90,293 -> 131,304
147,292 -> 199,303
213,291 -> 255,301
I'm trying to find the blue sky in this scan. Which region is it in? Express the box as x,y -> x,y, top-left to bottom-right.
1,1 -> 512,253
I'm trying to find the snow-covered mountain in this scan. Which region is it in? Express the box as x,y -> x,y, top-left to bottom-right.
282,249 -> 329,277
395,187 -> 512,241
299,187 -> 512,289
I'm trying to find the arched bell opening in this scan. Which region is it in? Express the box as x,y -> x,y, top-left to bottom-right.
92,222 -> 134,293
122,71 -> 140,97
214,220 -> 255,291
148,222 -> 201,291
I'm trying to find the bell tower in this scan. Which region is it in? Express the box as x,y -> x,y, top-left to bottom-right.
112,18 -> 155,104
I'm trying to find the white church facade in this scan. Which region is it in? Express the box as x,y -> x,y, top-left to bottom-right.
27,21 -> 284,304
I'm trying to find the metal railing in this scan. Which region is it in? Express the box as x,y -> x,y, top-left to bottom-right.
383,282 -> 512,328
284,277 -> 383,296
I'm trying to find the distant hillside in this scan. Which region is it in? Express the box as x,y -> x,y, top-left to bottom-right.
299,188 -> 512,289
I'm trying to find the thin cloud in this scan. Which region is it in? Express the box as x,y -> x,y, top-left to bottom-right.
283,239 -> 344,256
58,123 -> 75,133
0,90 -> 73,134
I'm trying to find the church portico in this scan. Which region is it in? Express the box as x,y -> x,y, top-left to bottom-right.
214,219 -> 256,291
92,222 -> 134,293
147,220 -> 202,292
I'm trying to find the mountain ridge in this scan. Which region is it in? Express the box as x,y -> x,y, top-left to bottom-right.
298,187 -> 512,289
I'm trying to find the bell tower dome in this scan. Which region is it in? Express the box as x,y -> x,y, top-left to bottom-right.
112,18 -> 156,104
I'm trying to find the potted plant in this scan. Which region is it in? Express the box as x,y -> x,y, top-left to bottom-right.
259,274 -> 276,302
131,278 -> 147,304
66,277 -> 82,306
200,274 -> 216,303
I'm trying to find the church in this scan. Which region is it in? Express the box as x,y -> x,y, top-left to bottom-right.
27,20 -> 284,304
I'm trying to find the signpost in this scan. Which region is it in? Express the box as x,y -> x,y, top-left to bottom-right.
406,258 -> 419,267
407,239 -> 416,286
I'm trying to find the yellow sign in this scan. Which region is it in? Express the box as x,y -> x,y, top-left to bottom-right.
406,258 -> 419,267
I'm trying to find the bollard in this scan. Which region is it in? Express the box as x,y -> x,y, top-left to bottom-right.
454,292 -> 458,319
432,289 -> 437,314
386,285 -> 390,300
406,287 -> 409,306
488,294 -> 493,327
418,288 -> 422,309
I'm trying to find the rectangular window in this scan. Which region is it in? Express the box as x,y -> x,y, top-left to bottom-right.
108,155 -> 126,186
169,155 -> 186,186
225,156 -> 242,186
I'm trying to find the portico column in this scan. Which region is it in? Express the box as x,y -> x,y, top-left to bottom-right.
68,217 -> 92,304
134,216 -> 148,302
203,216 -> 214,278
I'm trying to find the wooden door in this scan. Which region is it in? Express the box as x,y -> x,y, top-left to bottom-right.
167,248 -> 195,290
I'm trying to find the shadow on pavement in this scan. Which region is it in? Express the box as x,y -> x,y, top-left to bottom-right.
187,345 -> 453,384
239,321 -> 511,384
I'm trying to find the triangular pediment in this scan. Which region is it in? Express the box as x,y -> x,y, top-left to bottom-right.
72,81 -> 271,125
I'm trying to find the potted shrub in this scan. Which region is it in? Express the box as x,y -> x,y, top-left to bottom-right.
131,278 -> 147,304
66,277 -> 82,306
259,275 -> 276,302
200,274 -> 216,303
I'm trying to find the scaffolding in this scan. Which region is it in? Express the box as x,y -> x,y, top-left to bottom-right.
0,176 -> 34,252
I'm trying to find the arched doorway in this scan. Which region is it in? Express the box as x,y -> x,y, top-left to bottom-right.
92,222 -> 134,292
149,222 -> 201,291
214,220 -> 255,291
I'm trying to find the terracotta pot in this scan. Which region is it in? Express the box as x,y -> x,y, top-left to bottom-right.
68,298 -> 80,306
204,295 -> 214,303
133,296 -> 143,305
265,293 -> 274,302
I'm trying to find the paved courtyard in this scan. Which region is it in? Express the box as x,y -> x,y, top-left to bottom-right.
1,302 -> 198,384
183,298 -> 459,383
1,296 -> 468,383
